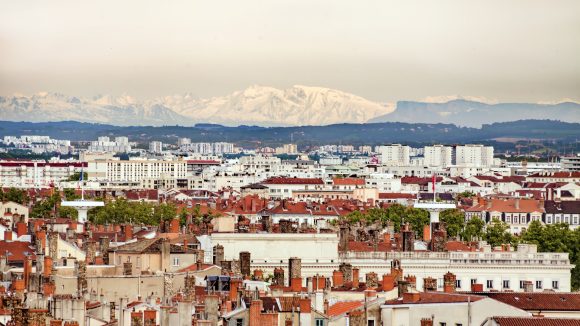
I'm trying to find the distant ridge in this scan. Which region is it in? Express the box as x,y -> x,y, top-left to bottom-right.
0,120 -> 577,147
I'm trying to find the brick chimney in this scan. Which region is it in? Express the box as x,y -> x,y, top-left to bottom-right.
169,218 -> 180,233
420,318 -> 434,326
23,257 -> 32,290
332,270 -> 344,288
123,225 -> 133,240
471,283 -> 483,292
299,298 -> 311,313
249,300 -> 263,326
16,222 -> 27,238
352,268 -> 360,289
365,272 -> 378,288
291,277 -> 302,292
229,278 -> 242,302
44,256 -> 53,278
382,274 -> 395,291
423,277 -> 437,292
403,291 -> 420,303
443,272 -> 456,293
423,224 -> 431,241
3,230 -> 12,241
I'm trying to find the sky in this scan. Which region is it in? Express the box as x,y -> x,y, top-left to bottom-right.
0,0 -> 579,103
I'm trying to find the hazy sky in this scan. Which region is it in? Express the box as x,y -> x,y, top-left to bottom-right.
1,0 -> 579,103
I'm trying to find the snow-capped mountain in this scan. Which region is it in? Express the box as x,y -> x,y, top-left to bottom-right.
1,86 -> 577,127
0,86 -> 395,127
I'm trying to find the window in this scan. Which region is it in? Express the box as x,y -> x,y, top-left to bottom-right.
440,323 -> 447,326
455,280 -> 462,289
172,257 -> 180,266
456,324 -> 463,326
470,278 -> 477,285
536,280 -> 543,289
236,318 -> 243,326
503,280 -> 510,289
552,281 -> 559,289
486,280 -> 493,289
519,280 -> 525,289
367,320 -> 375,326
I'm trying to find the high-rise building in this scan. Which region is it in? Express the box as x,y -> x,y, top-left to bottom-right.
149,141 -> 163,154
455,144 -> 494,167
378,144 -> 410,166
424,145 -> 453,167
560,154 -> 580,171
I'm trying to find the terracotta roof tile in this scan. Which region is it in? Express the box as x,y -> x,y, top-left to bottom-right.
327,301 -> 363,317
485,292 -> 580,311
491,317 -> 580,326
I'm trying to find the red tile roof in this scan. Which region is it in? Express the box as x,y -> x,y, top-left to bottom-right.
327,301 -> 363,317
384,292 -> 485,305
262,177 -> 324,185
528,172 -> 580,178
445,241 -> 474,252
333,178 -> 365,186
485,292 -> 580,311
491,317 -> 580,326
466,198 -> 544,213
0,241 -> 36,263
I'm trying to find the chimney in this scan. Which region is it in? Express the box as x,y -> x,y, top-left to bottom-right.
169,218 -> 180,233
23,257 -> 32,290
273,267 -> 285,286
229,278 -> 242,302
239,251 -> 251,277
365,272 -> 378,288
352,268 -> 360,289
443,272 -> 456,293
514,198 -> 520,210
3,230 -> 12,241
332,270 -> 344,288
423,225 -> 431,241
420,318 -> 434,326
299,298 -> 311,313
123,225 -> 133,240
403,291 -> 420,303
523,281 -> 533,292
253,269 -> 264,281
288,257 -> 302,280
338,226 -> 349,251
44,256 -> 53,278
471,283 -> 483,292
382,274 -> 395,291
16,222 -> 27,238
423,277 -> 437,292
249,300 -> 263,326
291,277 -> 302,292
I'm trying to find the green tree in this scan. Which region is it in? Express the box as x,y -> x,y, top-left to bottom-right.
439,209 -> 465,238
461,217 -> 485,241
405,207 -> 430,237
3,187 -> 28,205
153,203 -> 177,223
66,172 -> 88,181
179,208 -> 189,226
384,204 -> 406,232
484,218 -> 514,247
520,220 -> 544,246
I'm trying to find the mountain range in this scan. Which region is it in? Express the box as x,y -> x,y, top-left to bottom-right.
1,86 -> 578,127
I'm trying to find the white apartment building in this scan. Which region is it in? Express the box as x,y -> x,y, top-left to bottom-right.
177,137 -> 191,146
275,143 -> 298,154
88,159 -> 188,182
365,173 -> 402,192
149,141 -> 163,154
88,136 -> 132,153
239,155 -> 282,173
456,144 -> 494,167
180,142 -> 235,155
424,145 -> 453,168
378,144 -> 410,166
0,161 -> 85,188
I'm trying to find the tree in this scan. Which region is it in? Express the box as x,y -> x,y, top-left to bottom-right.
66,172 -> 88,181
179,209 -> 189,227
405,207 -> 430,237
384,204 -> 406,232
2,187 -> 28,205
153,203 -> 177,223
520,220 -> 544,246
461,217 -> 485,241
484,218 -> 514,247
439,209 -> 465,238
